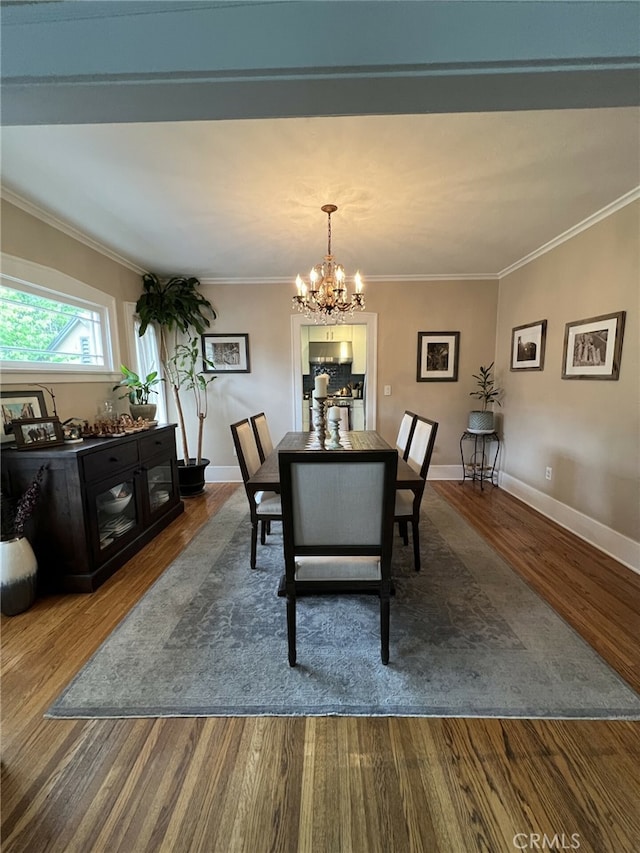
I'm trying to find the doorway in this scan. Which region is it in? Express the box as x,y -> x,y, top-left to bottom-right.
290,313 -> 378,430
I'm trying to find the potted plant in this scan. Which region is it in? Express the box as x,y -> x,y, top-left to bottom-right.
468,362 -> 502,432
168,337 -> 217,495
135,273 -> 217,494
0,464 -> 46,615
112,365 -> 160,421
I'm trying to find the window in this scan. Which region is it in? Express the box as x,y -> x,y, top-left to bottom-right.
0,285 -> 105,366
0,254 -> 118,376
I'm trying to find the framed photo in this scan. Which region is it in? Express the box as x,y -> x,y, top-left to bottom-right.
511,320 -> 547,371
562,311 -> 626,380
201,334 -> 250,374
1,389 -> 48,443
12,416 -> 64,450
417,331 -> 460,382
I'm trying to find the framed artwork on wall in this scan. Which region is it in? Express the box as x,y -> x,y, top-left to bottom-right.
417,331 -> 460,382
12,416 -> 64,450
562,311 -> 625,380
201,333 -> 251,373
511,320 -> 547,371
1,389 -> 48,443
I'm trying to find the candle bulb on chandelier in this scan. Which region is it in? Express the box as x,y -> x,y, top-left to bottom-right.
355,271 -> 363,293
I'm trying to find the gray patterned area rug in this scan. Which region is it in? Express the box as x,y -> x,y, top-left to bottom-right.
47,487 -> 640,720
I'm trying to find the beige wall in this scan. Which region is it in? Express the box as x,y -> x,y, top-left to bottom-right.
199,278 -> 499,471
1,200 -> 143,420
495,201 -> 639,541
2,196 -> 637,556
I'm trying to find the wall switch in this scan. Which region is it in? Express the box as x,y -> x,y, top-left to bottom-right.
384,385 -> 391,396
545,467 -> 552,480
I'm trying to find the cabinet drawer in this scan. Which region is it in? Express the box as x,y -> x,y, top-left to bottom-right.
139,429 -> 176,462
82,442 -> 139,482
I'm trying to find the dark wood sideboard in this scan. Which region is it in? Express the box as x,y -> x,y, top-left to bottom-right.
1,424 -> 184,592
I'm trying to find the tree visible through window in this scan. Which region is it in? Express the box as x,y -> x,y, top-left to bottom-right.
0,285 -> 105,366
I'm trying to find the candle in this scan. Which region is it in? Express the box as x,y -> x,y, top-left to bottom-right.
354,271 -> 363,293
314,373 -> 329,397
328,406 -> 341,423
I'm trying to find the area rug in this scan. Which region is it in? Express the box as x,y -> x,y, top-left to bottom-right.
47,487 -> 640,720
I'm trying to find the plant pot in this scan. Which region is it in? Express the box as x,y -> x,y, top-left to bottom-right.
130,403 -> 157,422
1,536 -> 38,615
468,410 -> 495,432
177,458 -> 210,497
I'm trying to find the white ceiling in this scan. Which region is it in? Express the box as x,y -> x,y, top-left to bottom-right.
2,107 -> 639,281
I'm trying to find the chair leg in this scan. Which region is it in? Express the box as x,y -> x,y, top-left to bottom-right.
250,522 -> 258,569
380,595 -> 390,665
399,520 -> 408,545
260,519 -> 267,545
412,518 -> 421,572
287,594 -> 297,667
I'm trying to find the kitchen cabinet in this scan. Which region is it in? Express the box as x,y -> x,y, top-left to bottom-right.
308,326 -> 344,341
352,400 -> 365,430
0,425 -> 184,593
351,324 -> 367,373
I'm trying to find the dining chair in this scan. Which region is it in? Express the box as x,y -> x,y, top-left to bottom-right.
250,412 -> 274,463
395,410 -> 417,461
394,415 -> 438,572
230,418 -> 282,569
278,448 -> 397,666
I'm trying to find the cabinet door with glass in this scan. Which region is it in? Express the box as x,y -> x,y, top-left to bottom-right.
86,468 -> 144,563
145,456 -> 180,519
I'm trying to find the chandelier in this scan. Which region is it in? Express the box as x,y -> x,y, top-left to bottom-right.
292,204 -> 364,324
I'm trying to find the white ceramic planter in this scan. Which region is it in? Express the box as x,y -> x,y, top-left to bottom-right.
1,536 -> 38,616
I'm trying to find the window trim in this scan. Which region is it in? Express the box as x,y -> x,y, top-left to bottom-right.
0,252 -> 121,381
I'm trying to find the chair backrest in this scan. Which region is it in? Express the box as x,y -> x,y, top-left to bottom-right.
250,412 -> 274,463
230,418 -> 262,483
405,416 -> 439,478
279,449 -> 397,562
396,411 -> 417,460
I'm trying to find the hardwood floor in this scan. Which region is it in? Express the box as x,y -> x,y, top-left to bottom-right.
2,481 -> 639,853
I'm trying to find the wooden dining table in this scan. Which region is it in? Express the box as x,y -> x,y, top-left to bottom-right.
247,430 -> 424,497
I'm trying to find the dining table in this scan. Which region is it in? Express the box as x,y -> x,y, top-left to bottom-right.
247,430 -> 423,596
247,430 -> 424,497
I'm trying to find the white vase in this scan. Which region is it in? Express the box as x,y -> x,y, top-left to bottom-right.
0,536 -> 38,616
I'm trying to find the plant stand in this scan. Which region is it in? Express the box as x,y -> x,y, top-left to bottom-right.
459,430 -> 500,490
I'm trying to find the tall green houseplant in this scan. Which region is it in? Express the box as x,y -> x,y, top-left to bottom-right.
135,273 -> 217,466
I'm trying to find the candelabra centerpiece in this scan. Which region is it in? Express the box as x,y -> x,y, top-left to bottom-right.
292,204 -> 365,325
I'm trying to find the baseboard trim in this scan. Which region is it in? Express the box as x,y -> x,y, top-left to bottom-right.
499,472 -> 640,575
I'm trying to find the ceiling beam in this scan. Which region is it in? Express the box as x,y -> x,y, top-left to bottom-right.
2,1 -> 639,125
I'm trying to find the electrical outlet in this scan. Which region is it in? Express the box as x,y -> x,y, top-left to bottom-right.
545,466 -> 552,480
384,385 -> 391,396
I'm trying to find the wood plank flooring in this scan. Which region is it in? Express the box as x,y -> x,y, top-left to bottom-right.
2,480 -> 639,853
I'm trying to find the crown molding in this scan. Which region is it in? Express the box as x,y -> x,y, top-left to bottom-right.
198,273 -> 498,286
3,184 -> 637,284
0,186 -> 146,275
498,186 -> 640,279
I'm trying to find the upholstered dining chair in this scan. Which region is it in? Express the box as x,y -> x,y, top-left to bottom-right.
230,418 -> 282,569
394,415 -> 438,572
278,448 -> 397,666
250,412 -> 274,464
395,410 -> 417,461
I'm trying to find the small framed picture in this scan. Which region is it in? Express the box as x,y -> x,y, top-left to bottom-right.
417,331 -> 460,382
1,389 -> 48,443
562,311 -> 626,380
12,416 -> 65,450
201,334 -> 250,374
511,320 -> 547,371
